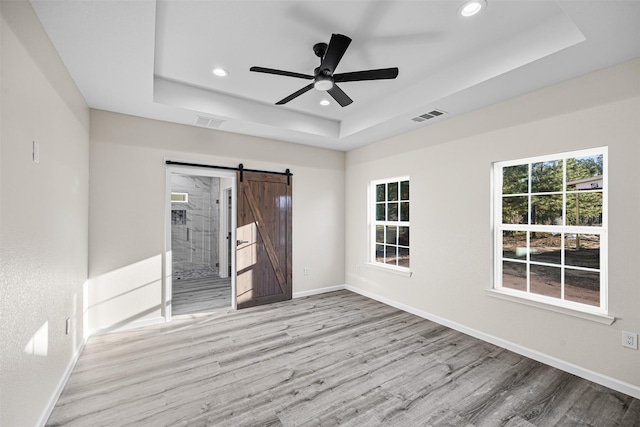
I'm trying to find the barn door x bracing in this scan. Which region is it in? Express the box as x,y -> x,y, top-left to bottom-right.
236,171 -> 292,309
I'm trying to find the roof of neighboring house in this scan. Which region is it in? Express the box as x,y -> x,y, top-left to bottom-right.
566,175 -> 603,186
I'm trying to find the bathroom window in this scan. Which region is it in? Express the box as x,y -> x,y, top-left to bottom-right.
171,192 -> 189,203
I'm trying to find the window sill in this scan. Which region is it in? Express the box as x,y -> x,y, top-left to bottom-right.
486,288 -> 615,325
366,262 -> 412,277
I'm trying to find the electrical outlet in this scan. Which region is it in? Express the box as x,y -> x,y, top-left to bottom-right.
65,318 -> 71,335
304,267 -> 310,276
622,331 -> 638,350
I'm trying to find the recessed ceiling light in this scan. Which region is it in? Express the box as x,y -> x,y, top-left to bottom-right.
460,0 -> 487,17
212,67 -> 229,77
320,99 -> 330,106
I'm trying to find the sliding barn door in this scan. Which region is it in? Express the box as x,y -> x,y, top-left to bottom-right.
236,171 -> 292,309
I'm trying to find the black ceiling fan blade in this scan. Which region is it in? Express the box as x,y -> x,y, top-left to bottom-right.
334,67 -> 399,83
250,66 -> 313,80
320,34 -> 352,74
327,84 -> 353,107
275,83 -> 314,105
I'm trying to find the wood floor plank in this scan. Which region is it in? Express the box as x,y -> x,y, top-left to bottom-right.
172,275 -> 232,315
46,291 -> 640,426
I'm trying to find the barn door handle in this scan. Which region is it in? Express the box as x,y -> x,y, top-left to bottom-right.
237,239 -> 249,246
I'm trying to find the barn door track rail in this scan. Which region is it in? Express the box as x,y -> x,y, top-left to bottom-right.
165,161 -> 292,185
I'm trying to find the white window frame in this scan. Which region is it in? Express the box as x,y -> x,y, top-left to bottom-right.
369,176 -> 411,276
492,147 -> 609,319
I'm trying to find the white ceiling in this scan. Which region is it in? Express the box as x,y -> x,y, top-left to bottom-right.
30,0 -> 640,151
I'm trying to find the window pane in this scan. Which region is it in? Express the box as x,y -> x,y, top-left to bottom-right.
566,155 -> 603,188
503,231 -> 527,259
398,247 -> 410,267
385,245 -> 397,265
531,160 -> 562,193
530,232 -> 561,265
376,203 -> 386,221
376,184 -> 386,202
376,225 -> 384,244
565,234 -> 599,269
502,196 -> 528,224
398,227 -> 409,247
388,202 -> 398,221
531,194 -> 562,225
376,244 -> 385,263
386,226 -> 397,245
400,202 -> 409,221
388,182 -> 398,201
530,265 -> 561,299
400,181 -> 410,200
502,261 -> 526,291
503,164 -> 528,195
566,192 -> 602,226
565,269 -> 600,307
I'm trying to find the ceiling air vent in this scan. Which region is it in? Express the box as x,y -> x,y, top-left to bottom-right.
194,115 -> 225,129
411,109 -> 447,123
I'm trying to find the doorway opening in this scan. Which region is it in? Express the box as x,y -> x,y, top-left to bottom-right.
164,166 -> 236,319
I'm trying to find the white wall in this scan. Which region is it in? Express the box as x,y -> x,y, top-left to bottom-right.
345,59 -> 640,393
88,110 -> 345,331
0,2 -> 90,426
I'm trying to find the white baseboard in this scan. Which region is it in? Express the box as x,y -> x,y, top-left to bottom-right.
293,284 -> 346,299
345,284 -> 640,400
88,316 -> 166,336
37,338 -> 86,427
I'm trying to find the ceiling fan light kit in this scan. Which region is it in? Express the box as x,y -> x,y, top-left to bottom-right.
314,75 -> 333,91
250,33 -> 399,107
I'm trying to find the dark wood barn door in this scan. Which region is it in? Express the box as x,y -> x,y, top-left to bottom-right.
236,171 -> 292,309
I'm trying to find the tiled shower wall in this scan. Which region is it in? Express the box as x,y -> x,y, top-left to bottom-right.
171,175 -> 220,273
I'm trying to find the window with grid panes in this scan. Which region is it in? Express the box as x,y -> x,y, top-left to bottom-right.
494,147 -> 607,314
371,177 -> 410,269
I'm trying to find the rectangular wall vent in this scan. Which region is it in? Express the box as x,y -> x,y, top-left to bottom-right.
194,115 -> 225,129
411,109 -> 447,123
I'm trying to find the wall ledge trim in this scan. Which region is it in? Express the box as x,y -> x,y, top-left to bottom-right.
37,339 -> 86,427
345,284 -> 640,400
486,288 -> 615,325
293,284 -> 346,299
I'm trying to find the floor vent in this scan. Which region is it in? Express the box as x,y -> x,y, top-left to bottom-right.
411,109 -> 446,123
194,115 -> 225,129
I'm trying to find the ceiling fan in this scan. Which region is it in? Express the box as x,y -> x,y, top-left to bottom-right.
250,33 -> 399,107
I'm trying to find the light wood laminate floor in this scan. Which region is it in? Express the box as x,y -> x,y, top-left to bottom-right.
47,291 -> 639,426
172,276 -> 232,315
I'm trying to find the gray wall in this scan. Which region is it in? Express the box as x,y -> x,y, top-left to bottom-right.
345,59 -> 640,392
0,2 -> 90,426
